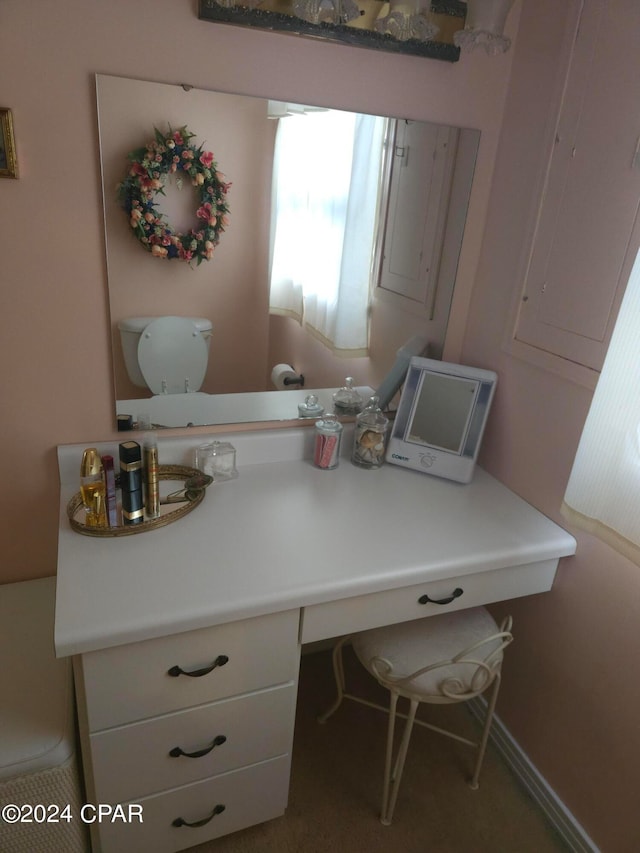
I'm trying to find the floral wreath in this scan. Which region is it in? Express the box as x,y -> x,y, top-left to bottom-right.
117,125 -> 231,265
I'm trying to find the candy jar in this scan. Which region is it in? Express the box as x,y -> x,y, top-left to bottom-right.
351,396 -> 389,469
313,414 -> 343,470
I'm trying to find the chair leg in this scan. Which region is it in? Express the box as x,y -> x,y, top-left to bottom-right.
469,671 -> 501,790
381,694 -> 418,826
317,636 -> 350,724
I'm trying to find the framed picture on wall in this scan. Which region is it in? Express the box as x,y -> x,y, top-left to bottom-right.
0,109 -> 18,179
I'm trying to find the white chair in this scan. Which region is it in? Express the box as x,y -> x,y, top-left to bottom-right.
318,607 -> 513,825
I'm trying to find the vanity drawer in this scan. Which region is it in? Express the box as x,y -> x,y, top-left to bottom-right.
97,754 -> 291,853
90,684 -> 296,803
79,609 -> 300,731
300,559 -> 558,644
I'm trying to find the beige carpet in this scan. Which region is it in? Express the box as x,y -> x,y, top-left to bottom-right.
191,647 -> 567,853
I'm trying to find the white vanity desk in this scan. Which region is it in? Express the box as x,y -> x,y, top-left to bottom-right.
55,428 -> 576,853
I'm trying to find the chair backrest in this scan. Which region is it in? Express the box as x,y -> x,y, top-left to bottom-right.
369,615 -> 513,703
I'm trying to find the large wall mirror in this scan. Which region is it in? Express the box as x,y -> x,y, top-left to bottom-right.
96,74 -> 480,429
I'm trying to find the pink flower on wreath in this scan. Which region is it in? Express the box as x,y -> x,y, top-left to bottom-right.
196,202 -> 213,222
199,150 -> 214,169
182,149 -> 195,160
172,131 -> 184,146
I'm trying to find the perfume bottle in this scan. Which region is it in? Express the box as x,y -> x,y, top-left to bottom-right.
351,396 -> 389,469
101,454 -> 118,528
80,448 -> 107,528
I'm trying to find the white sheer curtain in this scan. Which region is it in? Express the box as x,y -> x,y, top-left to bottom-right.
563,248 -> 640,564
269,109 -> 386,356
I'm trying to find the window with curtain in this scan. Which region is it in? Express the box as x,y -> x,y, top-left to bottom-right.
562,247 -> 640,564
269,109 -> 386,356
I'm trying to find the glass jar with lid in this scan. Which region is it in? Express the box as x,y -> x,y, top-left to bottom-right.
351,396 -> 389,469
333,377 -> 364,416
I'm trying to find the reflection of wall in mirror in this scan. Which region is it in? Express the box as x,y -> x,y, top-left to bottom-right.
98,74 -> 276,402
99,75 -> 477,413
100,75 -> 387,402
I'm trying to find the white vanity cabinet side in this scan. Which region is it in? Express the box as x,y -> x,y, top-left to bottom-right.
73,609 -> 301,853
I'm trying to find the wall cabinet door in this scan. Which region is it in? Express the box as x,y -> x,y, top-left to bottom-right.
515,0 -> 640,372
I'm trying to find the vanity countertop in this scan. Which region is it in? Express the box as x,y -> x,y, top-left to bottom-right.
55,430 -> 577,658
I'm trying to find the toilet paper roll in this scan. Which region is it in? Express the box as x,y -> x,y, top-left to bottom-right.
271,363 -> 301,390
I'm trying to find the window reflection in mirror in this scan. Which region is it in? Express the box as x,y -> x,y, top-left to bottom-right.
96,75 -> 479,429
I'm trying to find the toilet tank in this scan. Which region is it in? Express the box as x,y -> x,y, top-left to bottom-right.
118,316 -> 213,390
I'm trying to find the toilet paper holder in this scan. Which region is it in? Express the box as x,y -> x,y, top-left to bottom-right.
271,363 -> 305,390
283,373 -> 304,387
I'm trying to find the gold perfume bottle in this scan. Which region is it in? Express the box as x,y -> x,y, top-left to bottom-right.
80,448 -> 107,528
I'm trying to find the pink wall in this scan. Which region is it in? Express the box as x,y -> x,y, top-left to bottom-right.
98,76 -> 276,399
0,0 -> 513,583
462,1 -> 640,849
1,0 -> 633,847
268,315 -> 376,390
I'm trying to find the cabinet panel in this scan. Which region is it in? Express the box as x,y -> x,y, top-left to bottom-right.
378,121 -> 456,309
97,755 -> 290,853
90,684 -> 296,803
515,0 -> 640,371
80,609 -> 300,731
300,559 -> 558,644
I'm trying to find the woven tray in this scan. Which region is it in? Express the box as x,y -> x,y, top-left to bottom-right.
67,464 -> 212,537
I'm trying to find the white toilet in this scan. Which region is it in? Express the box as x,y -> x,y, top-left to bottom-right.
118,316 -> 213,395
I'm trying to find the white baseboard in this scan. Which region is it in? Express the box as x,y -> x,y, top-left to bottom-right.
468,698 -> 599,853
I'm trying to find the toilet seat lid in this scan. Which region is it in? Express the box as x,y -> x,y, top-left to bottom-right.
137,316 -> 209,395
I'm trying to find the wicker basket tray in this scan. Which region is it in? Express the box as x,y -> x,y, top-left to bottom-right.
67,464 -> 212,537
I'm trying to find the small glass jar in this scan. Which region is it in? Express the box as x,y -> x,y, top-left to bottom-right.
195,441 -> 238,481
333,377 -> 364,416
352,396 -> 389,469
313,414 -> 343,470
298,394 -> 325,419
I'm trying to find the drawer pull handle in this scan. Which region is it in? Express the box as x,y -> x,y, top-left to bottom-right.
167,654 -> 229,678
418,587 -> 463,606
172,803 -> 225,828
169,735 -> 227,759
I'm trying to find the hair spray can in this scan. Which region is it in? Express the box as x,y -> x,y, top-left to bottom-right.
143,432 -> 160,520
